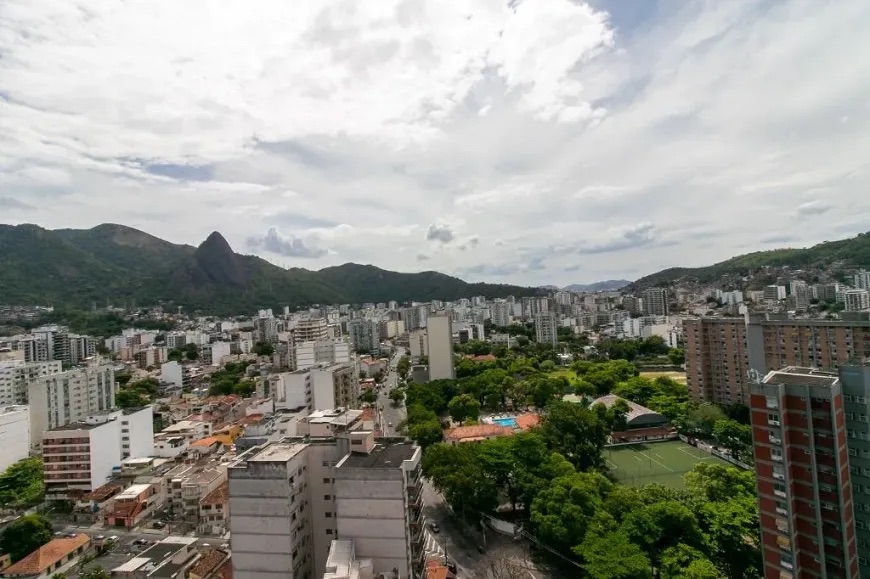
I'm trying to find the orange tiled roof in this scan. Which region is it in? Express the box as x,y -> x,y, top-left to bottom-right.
444,424 -> 513,442
216,558 -> 233,579
515,413 -> 540,430
191,436 -> 221,448
201,482 -> 229,506
84,482 -> 123,502
189,549 -> 229,578
425,559 -> 449,579
466,354 -> 497,362
3,534 -> 90,576
238,414 -> 264,426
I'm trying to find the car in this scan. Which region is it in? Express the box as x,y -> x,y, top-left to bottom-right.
153,521 -> 165,529
108,535 -> 119,542
428,522 -> 440,534
387,422 -> 393,427
95,535 -> 106,541
133,539 -> 148,545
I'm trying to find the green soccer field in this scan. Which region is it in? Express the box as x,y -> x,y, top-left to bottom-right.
605,440 -> 733,489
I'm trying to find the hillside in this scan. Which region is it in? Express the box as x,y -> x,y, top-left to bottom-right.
0,223 -> 538,314
630,231 -> 870,289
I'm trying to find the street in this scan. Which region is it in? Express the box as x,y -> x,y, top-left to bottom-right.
377,347 -> 407,437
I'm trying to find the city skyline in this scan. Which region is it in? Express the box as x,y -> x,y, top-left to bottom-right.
2,0 -> 869,287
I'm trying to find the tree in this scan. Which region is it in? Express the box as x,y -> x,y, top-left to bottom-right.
622,500 -> 704,569
448,394 -> 481,424
712,418 -> 752,461
360,390 -> 377,404
667,348 -> 686,366
660,544 -> 723,579
233,379 -> 256,397
0,457 -> 44,508
530,471 -> 612,554
0,514 -> 53,562
577,530 -> 652,579
397,355 -> 411,377
389,388 -> 405,406
685,404 -> 726,437
252,341 -> 274,356
422,443 -> 498,518
539,401 -> 609,471
471,556 -> 531,579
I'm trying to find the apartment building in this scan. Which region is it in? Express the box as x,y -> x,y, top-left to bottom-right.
311,364 -> 358,410
854,271 -> 870,291
167,462 -> 227,533
348,320 -> 380,353
42,419 -> 121,499
0,359 -> 62,405
427,313 -> 455,381
294,318 -> 329,342
28,361 -> 116,443
408,330 -> 428,362
121,406 -> 154,459
534,312 -> 558,347
642,288 -> 669,316
0,405 -> 30,471
749,367 -> 859,578
839,365 -> 870,575
685,315 -> 870,405
844,289 -> 870,312
228,433 -> 424,579
295,339 -> 351,371
763,285 -> 787,302
491,300 -> 512,327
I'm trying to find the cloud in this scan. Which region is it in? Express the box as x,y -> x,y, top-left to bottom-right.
0,196 -> 35,211
246,227 -> 327,258
425,222 -> 455,244
1,0 -> 870,287
794,200 -> 834,218
578,222 -> 658,254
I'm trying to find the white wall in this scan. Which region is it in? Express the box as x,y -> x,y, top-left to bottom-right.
121,407 -> 154,459
0,406 -> 30,471
89,420 -> 122,490
310,368 -> 337,411
427,314 -> 455,380
161,361 -> 183,388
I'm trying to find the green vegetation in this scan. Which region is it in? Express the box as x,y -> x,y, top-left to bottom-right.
0,514 -> 53,562
396,355 -> 410,377
115,377 -> 159,408
631,230 -> 870,288
0,457 -> 44,508
252,341 -> 274,356
0,223 -> 538,315
207,361 -> 255,396
17,309 -> 174,338
605,441 -> 731,489
359,389 -> 378,405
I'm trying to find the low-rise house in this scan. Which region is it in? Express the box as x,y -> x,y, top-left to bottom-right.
111,536 -> 199,579
198,482 -> 229,536
443,424 -> 514,445
74,482 -> 124,521
592,394 -> 675,444
1,534 -> 90,579
187,549 -> 231,579
106,483 -> 157,529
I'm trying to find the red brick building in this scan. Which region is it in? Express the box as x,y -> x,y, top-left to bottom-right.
750,367 -> 859,578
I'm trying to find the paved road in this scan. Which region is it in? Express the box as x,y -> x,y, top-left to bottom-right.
378,347 -> 407,437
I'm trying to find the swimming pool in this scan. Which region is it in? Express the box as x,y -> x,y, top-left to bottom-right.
491,417 -> 518,428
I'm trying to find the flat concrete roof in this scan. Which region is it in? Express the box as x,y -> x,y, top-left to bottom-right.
339,442 -> 416,469
765,367 -> 839,387
247,442 -> 307,463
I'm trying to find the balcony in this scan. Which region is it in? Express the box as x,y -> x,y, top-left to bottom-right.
776,507 -> 788,516
770,435 -> 782,445
769,419 -> 781,427
772,454 -> 784,463
774,489 -> 787,498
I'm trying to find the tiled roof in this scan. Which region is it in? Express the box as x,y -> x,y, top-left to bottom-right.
215,558 -> 233,579
444,424 -> 513,442
84,482 -> 124,502
200,482 -> 229,506
425,559 -> 449,579
3,534 -> 90,576
466,354 -> 497,362
191,436 -> 221,448
189,549 -> 229,578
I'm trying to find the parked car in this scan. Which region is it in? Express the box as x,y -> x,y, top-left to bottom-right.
108,535 -> 119,542
428,522 -> 440,534
153,521 -> 165,529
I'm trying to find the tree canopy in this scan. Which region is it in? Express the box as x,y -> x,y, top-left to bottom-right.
0,514 -> 53,562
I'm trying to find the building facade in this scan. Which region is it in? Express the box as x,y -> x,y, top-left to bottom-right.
426,313 -> 455,381
749,367 -> 859,578
0,359 -> 62,405
642,288 -> 669,316
0,405 -> 30,471
534,312 -> 558,347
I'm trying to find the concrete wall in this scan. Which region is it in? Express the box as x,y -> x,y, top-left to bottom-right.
89,420 -> 122,491
427,315 -> 454,381
122,407 -> 154,459
0,406 -> 30,471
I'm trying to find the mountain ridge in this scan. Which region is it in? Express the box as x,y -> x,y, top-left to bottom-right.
0,223 -> 539,314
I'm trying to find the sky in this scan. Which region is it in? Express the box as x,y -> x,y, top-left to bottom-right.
1,0 -> 869,287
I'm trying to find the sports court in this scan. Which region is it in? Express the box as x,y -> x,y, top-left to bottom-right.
605,440 -> 732,489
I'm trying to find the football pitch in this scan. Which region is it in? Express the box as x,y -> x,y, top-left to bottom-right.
605,440 -> 732,489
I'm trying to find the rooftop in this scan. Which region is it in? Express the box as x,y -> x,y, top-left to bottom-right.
764,367 -> 840,387
444,424 -> 514,443
201,481 -> 228,506
339,442 -> 417,469
45,420 -> 106,432
3,533 -> 90,575
115,483 -> 153,500
245,442 -> 307,463
592,394 -> 668,423
187,548 -> 229,579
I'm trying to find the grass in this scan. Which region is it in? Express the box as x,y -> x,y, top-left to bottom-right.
605,440 -> 731,489
546,368 -> 577,381
639,370 -> 687,384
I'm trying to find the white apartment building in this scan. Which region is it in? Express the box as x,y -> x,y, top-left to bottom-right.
293,318 -> 329,342
408,330 -> 428,361
0,359 -> 62,405
348,320 -> 379,353
203,341 -> 232,367
311,364 -> 358,411
42,416 -> 121,499
491,300 -> 512,327
295,340 -> 351,371
228,434 -> 424,579
161,360 -> 185,388
844,289 -> 870,312
762,284 -> 787,302
534,312 -> 558,346
269,370 -> 313,411
28,361 -> 115,444
120,406 -> 154,459
0,405 -> 30,472
427,313 -> 455,381
855,270 -> 870,290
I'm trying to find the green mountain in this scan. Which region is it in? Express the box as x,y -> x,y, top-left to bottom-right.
631,231 -> 870,289
0,223 -> 538,314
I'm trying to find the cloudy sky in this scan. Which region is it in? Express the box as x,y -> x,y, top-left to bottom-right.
2,0 -> 869,286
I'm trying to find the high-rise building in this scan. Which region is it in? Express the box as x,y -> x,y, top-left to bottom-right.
839,364 -> 870,575
294,340 -> 351,371
534,312 -> 558,347
763,285 -> 787,302
402,307 -> 422,331
0,405 -> 30,472
426,313 -> 455,381
293,318 -> 329,342
228,433 -> 424,579
491,300 -> 512,327
310,364 -> 358,411
642,288 -> 669,316
28,361 -> 115,443
789,281 -> 811,312
347,320 -> 380,353
408,330 -> 428,362
750,367 -> 859,578
0,360 -> 63,405
844,289 -> 870,312
854,271 -> 870,291
685,315 -> 870,405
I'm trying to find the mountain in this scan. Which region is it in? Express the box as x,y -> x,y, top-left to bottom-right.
563,280 -> 631,292
0,223 -> 539,314
630,231 -> 870,290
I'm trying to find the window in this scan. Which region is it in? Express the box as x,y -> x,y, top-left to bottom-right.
326,529 -> 333,535
323,478 -> 330,484
324,494 -> 331,500
325,512 -> 332,518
